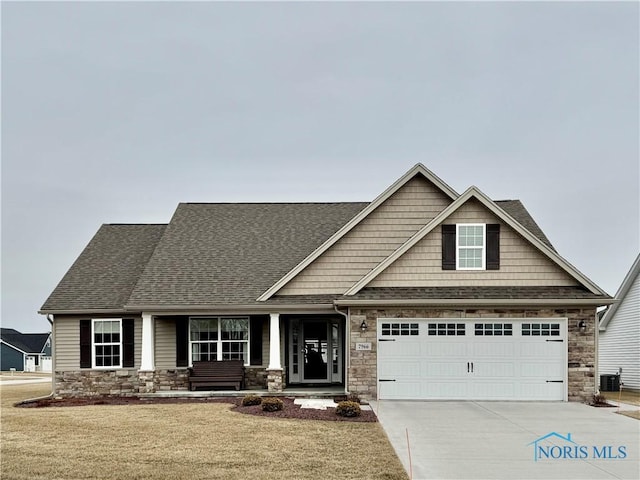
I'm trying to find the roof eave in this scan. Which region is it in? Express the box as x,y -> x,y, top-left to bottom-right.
123,303 -> 338,315
39,308 -> 133,316
335,298 -> 614,307
345,186 -> 610,297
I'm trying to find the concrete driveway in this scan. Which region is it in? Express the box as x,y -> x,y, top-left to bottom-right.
371,401 -> 639,480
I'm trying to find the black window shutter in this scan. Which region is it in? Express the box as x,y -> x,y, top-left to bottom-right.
79,320 -> 92,368
122,319 -> 135,368
250,317 -> 263,366
486,224 -> 500,270
176,319 -> 189,367
442,224 -> 457,270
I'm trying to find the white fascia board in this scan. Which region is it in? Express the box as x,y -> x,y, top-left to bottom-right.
345,186 -> 609,297
256,163 -> 459,302
131,304 -> 338,316
599,254 -> 640,329
334,298 -> 615,307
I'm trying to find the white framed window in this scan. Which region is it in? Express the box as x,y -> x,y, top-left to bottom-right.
457,224 -> 486,270
189,317 -> 249,365
92,319 -> 122,368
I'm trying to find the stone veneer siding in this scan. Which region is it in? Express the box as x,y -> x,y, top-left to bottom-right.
244,367 -> 267,389
348,307 -> 597,403
55,367 -> 267,397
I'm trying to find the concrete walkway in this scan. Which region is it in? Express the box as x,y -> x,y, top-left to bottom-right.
0,376 -> 52,386
372,401 -> 640,480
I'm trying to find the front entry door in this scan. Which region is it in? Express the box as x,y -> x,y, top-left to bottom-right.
288,319 -> 342,384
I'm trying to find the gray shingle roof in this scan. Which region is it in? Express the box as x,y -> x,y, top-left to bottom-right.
344,286 -> 606,301
41,224 -> 166,312
126,203 -> 368,308
41,196 -> 567,312
495,200 -> 554,250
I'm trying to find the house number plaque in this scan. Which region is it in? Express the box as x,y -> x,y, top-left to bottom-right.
356,342 -> 372,351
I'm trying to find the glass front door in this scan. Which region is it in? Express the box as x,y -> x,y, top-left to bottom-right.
288,318 -> 343,384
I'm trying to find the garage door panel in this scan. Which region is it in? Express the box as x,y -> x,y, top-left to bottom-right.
474,361 -> 516,377
378,360 -> 420,378
472,342 -> 515,358
424,341 -> 467,357
423,361 -> 466,377
377,319 -> 567,401
520,361 -> 564,378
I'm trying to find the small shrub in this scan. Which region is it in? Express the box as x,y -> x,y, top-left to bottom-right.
336,400 -> 361,417
261,397 -> 284,412
591,393 -> 610,406
241,395 -> 262,407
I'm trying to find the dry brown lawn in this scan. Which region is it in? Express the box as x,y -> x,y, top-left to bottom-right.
602,389 -> 640,406
1,384 -> 407,480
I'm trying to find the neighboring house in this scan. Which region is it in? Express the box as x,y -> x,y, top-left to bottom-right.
1,328 -> 52,372
40,164 -> 612,401
598,254 -> 640,391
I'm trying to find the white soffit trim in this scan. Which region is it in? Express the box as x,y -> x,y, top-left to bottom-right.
599,253 -> 640,330
344,186 -> 609,297
256,163 -> 459,301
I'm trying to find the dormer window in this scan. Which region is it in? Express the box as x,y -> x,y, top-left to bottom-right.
442,223 -> 500,271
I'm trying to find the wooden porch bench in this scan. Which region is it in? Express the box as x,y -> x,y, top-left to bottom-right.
188,360 -> 245,391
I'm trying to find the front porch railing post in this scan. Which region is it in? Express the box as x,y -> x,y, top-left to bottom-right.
140,313 -> 155,371
267,313 -> 283,392
268,313 -> 281,370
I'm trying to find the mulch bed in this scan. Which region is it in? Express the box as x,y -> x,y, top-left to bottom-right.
16,396 -> 377,422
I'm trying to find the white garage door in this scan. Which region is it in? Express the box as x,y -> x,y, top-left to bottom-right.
377,319 -> 567,401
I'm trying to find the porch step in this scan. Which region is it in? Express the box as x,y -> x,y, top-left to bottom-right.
139,388 -> 347,399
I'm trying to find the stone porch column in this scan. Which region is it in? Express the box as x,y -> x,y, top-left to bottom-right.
267,312 -> 283,392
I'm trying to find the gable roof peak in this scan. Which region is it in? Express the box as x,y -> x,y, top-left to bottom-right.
406,163 -> 459,200
256,164 -> 459,301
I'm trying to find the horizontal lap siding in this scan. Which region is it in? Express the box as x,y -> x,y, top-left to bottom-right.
54,315 -> 142,370
280,176 -> 452,295
599,273 -> 640,389
53,317 -> 80,370
155,318 -> 176,369
371,199 -> 578,287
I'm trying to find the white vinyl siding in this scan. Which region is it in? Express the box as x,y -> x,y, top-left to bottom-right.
371,199 -> 579,288
280,176 -> 453,295
599,271 -> 640,390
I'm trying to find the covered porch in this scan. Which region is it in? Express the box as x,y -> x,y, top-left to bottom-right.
138,311 -> 348,394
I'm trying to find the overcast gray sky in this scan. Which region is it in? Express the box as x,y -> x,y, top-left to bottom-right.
2,1 -> 638,333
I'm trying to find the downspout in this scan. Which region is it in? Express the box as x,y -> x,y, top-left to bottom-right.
46,315 -> 55,398
334,304 -> 350,393
16,315 -> 56,405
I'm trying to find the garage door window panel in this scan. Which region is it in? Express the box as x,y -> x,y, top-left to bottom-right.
522,323 -> 560,336
427,323 -> 465,336
381,323 -> 419,336
475,323 -> 513,336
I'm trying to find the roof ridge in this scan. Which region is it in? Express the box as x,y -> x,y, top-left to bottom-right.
180,201 -> 370,206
